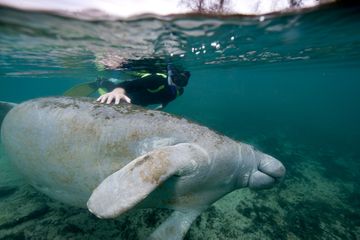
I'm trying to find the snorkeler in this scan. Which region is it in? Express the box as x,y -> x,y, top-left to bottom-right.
97,65 -> 190,109
65,64 -> 190,109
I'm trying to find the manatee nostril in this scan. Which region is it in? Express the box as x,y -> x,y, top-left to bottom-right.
248,171 -> 276,189
258,155 -> 286,179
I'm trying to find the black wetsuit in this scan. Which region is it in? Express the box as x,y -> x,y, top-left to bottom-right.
101,74 -> 183,108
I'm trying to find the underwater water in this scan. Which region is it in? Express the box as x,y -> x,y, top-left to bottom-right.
0,4 -> 360,240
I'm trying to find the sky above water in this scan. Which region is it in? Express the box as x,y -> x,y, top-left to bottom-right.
0,0 -> 331,18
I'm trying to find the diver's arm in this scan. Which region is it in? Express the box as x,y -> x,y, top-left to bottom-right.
117,75 -> 165,92
96,87 -> 131,105
97,75 -> 165,105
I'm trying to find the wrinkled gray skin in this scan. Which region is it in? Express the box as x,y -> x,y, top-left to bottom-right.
1,97 -> 285,240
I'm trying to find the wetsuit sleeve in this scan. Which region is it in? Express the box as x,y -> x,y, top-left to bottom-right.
116,75 -> 166,93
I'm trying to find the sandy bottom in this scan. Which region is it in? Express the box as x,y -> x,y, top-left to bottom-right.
0,133 -> 359,240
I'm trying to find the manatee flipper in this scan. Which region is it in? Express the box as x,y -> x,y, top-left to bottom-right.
87,143 -> 209,218
147,209 -> 203,240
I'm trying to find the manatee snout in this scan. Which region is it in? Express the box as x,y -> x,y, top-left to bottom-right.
248,152 -> 285,190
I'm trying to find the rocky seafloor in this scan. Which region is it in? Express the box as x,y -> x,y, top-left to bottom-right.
0,133 -> 359,240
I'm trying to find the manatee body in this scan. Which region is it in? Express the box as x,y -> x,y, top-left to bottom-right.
1,97 -> 285,239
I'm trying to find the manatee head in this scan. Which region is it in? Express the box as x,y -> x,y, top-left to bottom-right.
237,144 -> 285,190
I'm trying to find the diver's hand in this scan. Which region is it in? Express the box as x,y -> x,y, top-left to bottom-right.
96,88 -> 131,105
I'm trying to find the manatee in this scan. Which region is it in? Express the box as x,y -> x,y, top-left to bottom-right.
0,97 -> 285,239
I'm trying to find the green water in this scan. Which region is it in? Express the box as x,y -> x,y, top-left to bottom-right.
0,4 -> 359,240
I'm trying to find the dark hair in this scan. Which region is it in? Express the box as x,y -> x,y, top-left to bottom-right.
173,71 -> 190,87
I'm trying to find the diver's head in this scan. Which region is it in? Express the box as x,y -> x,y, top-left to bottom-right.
172,71 -> 190,88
